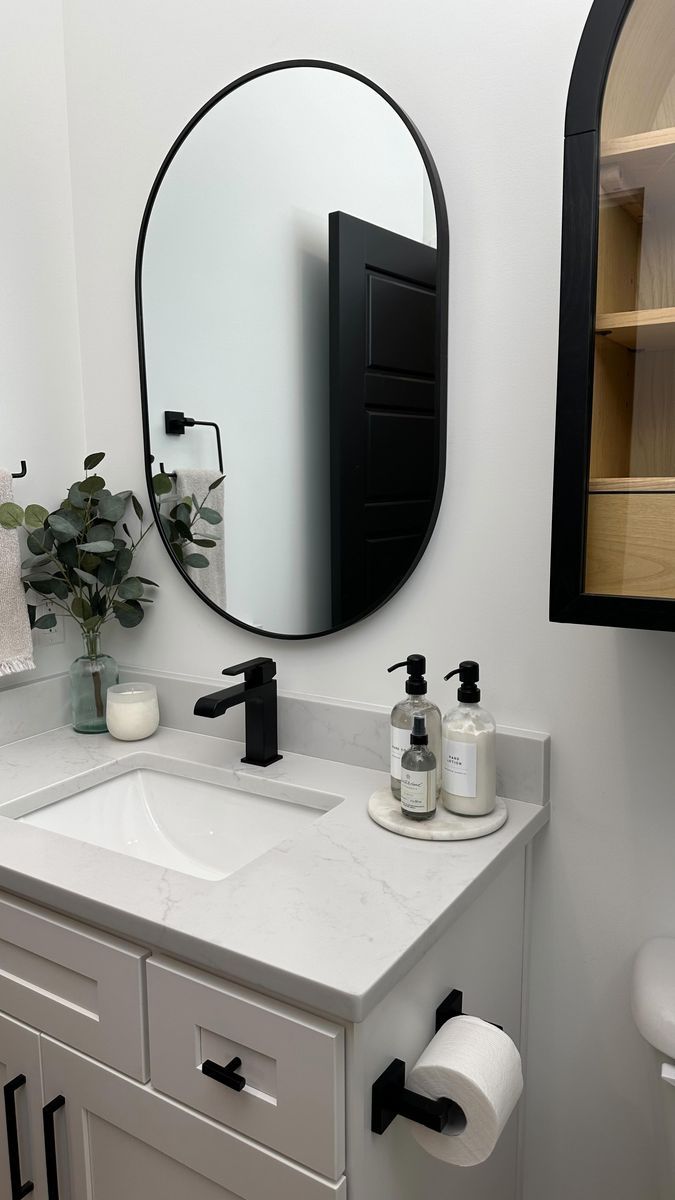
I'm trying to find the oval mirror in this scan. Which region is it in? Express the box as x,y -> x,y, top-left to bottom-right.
137,60 -> 448,639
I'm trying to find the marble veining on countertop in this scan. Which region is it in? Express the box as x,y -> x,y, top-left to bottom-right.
0,724 -> 548,1021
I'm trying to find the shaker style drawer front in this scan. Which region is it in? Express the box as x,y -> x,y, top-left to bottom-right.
147,956 -> 345,1179
0,892 -> 149,1080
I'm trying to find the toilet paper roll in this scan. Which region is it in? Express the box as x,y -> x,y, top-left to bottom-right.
407,1014 -> 523,1167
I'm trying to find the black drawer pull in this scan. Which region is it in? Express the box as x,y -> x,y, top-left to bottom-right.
42,1096 -> 65,1200
201,1057 -> 246,1091
3,1075 -> 34,1199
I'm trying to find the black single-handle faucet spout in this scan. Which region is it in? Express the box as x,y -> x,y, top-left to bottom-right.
194,658 -> 282,767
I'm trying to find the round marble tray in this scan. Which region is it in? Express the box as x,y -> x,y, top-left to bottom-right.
368,789 -> 508,841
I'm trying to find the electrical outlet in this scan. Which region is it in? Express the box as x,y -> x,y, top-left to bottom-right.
32,602 -> 65,646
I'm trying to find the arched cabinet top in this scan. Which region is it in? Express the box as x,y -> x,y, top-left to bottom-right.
565,0 -> 633,136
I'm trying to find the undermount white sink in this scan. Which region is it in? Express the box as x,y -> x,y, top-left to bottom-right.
19,769 -> 338,881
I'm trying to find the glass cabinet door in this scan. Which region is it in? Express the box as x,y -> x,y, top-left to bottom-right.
586,0 -> 675,599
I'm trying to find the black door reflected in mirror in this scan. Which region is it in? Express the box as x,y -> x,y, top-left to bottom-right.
136,60 -> 448,639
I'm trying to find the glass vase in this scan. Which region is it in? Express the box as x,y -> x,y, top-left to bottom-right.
70,630 -> 119,734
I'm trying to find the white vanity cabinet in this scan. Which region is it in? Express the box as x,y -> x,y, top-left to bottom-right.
0,847 -> 528,1200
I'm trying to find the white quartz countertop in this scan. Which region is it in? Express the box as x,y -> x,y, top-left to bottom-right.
0,725 -> 548,1021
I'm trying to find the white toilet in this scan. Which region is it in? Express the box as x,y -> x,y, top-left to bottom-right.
633,938 -> 675,1194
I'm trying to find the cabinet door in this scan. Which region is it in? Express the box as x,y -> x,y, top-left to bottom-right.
40,1037 -> 346,1200
551,0 -> 675,629
0,1012 -> 46,1200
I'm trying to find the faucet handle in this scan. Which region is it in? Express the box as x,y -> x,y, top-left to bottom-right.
222,658 -> 277,685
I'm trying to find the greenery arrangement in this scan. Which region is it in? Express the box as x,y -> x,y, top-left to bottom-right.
0,452 -> 225,654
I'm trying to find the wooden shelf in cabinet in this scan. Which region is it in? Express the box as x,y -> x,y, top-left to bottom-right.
601,126 -> 675,196
589,476 -> 675,493
596,307 -> 675,349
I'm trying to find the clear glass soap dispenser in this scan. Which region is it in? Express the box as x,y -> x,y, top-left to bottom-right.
441,660 -> 496,816
388,654 -> 442,799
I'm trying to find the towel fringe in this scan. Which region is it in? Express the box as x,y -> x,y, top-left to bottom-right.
0,656 -> 36,676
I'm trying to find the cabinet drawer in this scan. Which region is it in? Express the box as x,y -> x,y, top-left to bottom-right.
147,956 -> 345,1179
0,892 -> 148,1080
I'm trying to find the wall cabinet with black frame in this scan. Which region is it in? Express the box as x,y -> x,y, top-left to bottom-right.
551,0 -> 675,630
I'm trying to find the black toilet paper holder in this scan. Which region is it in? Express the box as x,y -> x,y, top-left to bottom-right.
371,988 -> 501,1136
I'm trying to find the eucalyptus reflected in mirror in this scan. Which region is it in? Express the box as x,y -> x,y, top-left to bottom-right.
137,60 -> 448,639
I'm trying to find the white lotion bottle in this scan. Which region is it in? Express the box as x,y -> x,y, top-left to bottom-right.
388,655 -> 442,799
441,661 -> 496,816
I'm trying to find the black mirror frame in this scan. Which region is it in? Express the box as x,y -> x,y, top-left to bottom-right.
548,0 -> 675,632
136,58 -> 449,641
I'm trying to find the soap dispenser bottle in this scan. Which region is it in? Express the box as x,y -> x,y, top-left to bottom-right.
400,714 -> 437,821
388,655 -> 441,799
441,661 -> 496,816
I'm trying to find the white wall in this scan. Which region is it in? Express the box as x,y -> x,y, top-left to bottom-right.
58,1 -> 675,1196
143,67 -> 430,634
0,0 -> 85,684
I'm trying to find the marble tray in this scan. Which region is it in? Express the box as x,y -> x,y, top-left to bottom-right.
368,789 -> 508,841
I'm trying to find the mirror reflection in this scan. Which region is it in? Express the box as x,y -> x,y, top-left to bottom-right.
138,62 -> 447,637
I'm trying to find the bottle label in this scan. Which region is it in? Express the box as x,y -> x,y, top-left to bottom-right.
442,739 -> 477,798
391,726 -> 412,781
401,767 -> 437,813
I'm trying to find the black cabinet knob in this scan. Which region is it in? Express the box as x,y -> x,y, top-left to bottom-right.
201,1057 -> 246,1092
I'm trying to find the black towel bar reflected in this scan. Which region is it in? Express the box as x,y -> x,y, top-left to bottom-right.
164,411 -> 224,474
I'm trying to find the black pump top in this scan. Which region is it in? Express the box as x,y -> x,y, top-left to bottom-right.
410,714 -> 428,745
388,654 -> 428,695
444,660 -> 481,703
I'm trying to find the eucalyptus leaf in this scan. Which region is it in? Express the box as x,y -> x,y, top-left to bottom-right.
170,503 -> 191,526
113,600 -> 144,628
71,596 -> 92,620
198,507 -> 223,525
152,473 -> 173,496
183,553 -> 209,569
68,484 -> 87,509
115,547 -> 133,576
24,504 -> 49,529
33,613 -> 57,631
79,553 -> 102,572
88,522 -> 115,542
137,576 -> 159,587
79,540 -> 115,554
79,475 -> 105,495
56,540 -> 78,567
193,538 -> 217,548
30,578 -> 69,600
0,502 -> 24,529
74,568 -> 100,587
208,475 -> 226,491
22,555 -> 50,570
26,529 -> 54,556
97,560 -> 116,586
84,452 -> 106,471
97,493 -> 126,522
48,512 -> 82,541
172,520 -> 192,541
118,577 -> 143,600
131,494 -> 143,521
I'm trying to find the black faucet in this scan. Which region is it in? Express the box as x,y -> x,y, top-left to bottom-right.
194,658 -> 282,767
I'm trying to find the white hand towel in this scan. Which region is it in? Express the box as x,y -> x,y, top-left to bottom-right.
174,468 -> 226,611
0,469 -> 35,675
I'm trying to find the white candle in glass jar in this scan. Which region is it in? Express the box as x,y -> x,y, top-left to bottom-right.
106,683 -> 160,741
